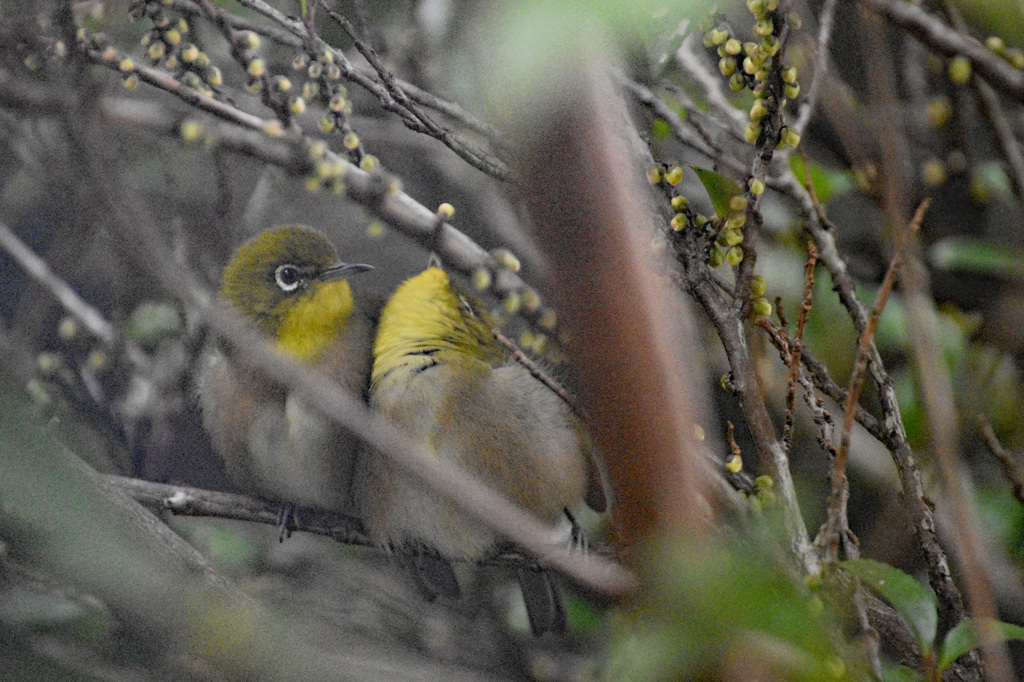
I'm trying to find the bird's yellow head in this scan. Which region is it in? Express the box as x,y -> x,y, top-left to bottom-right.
219,225 -> 372,363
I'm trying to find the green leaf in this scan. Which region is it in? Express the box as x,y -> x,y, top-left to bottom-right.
789,155 -> 853,204
938,618 -> 1024,671
929,237 -> 1024,280
883,664 -> 924,682
841,559 -> 938,654
691,166 -> 744,217
651,118 -> 672,140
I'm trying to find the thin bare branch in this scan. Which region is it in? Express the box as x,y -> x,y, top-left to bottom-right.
0,221 -> 114,345
977,414 -> 1024,507
859,0 -> 1024,101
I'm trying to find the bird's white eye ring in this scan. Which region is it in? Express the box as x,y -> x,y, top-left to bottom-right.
274,264 -> 303,292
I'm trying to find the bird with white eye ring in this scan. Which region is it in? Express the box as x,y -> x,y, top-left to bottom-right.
198,225 -> 379,520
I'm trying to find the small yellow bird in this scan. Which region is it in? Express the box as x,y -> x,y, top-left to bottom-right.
199,225 -> 376,514
353,263 -> 606,635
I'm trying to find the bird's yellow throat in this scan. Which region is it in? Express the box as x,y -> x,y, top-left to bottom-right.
276,279 -> 355,363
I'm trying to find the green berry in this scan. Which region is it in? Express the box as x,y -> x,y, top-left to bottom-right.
709,247 -> 725,268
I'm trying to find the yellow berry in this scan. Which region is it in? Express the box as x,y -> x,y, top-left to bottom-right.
329,94 -> 347,112
751,296 -> 772,318
750,275 -> 767,296
289,97 -> 305,114
753,19 -> 774,37
123,74 -> 140,90
181,43 -> 199,62
319,115 -> 336,132
206,66 -> 222,86
239,31 -> 260,50
750,99 -> 767,121
725,38 -> 742,56
948,55 -> 972,85
58,317 -> 78,340
521,288 -> 541,311
726,212 -> 747,229
492,248 -> 521,272
782,66 -> 798,84
262,119 -> 283,137
247,59 -> 265,78
359,155 -> 378,171
749,178 -> 765,195
343,132 -> 360,149
472,268 -> 492,291
148,42 -> 165,61
921,157 -> 946,187
671,195 -> 689,212
723,227 -> 744,246
986,36 -> 1006,54
180,120 -> 203,143
647,167 -> 663,184
503,292 -> 522,314
784,82 -> 801,99
670,214 -> 686,232
307,141 -> 328,159
119,57 -> 134,72
165,29 -> 181,45
726,245 -> 744,266
726,455 -> 743,473
37,352 -> 62,375
87,349 -> 108,372
719,57 -> 736,77
665,166 -> 683,185
437,202 -> 455,219
538,308 -> 557,330
744,122 -> 762,143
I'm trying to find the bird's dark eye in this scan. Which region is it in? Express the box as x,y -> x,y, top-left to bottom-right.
274,264 -> 303,292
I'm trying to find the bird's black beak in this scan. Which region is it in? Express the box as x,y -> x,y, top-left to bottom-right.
317,262 -> 374,281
